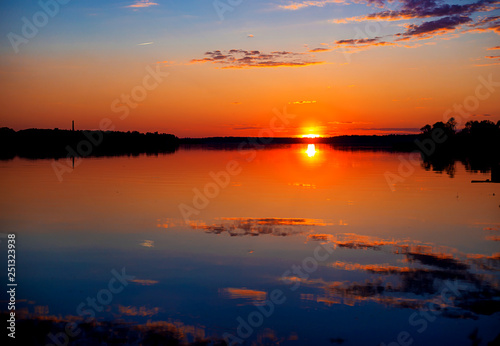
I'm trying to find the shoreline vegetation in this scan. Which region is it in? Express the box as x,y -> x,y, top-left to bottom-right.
0,119 -> 498,174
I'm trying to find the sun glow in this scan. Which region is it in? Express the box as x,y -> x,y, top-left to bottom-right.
301,134 -> 321,138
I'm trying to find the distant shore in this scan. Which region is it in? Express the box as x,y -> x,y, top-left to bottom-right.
0,127 -> 421,160
0,123 -> 498,175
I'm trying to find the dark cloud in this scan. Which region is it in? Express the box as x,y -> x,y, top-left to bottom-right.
188,217 -> 332,237
336,37 -> 379,44
336,0 -> 498,23
332,0 -> 498,49
327,37 -> 395,52
396,15 -> 473,40
305,232 -> 500,317
309,47 -> 333,52
191,49 -> 323,69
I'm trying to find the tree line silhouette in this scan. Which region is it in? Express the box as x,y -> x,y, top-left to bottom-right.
0,120 -> 498,174
418,118 -> 500,176
0,127 -> 179,160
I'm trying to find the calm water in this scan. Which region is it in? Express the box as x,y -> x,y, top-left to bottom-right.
1,144 -> 499,345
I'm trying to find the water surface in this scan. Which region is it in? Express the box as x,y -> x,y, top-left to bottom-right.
1,144 -> 499,345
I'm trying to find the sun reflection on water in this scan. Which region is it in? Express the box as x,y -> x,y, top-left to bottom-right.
306,144 -> 316,157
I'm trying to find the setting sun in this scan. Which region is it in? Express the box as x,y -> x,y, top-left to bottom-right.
302,134 -> 321,139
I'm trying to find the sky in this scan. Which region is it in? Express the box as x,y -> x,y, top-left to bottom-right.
0,0 -> 499,137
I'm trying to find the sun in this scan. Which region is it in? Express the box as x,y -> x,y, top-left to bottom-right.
301,134 -> 321,138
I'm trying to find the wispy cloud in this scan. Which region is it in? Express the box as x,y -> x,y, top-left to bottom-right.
233,126 -> 263,130
309,37 -> 395,54
309,47 -> 333,52
278,0 -> 347,10
278,0 -> 387,10
465,15 -> 500,34
125,0 -> 158,9
473,53 -> 500,66
289,100 -> 317,104
474,62 -> 500,66
219,288 -> 267,305
138,41 -> 154,46
118,305 -> 160,317
354,127 -> 421,132
190,49 -> 324,69
140,240 -> 154,248
131,279 -> 159,285
328,121 -> 373,125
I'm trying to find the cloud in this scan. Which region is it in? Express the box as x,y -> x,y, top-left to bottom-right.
487,45 -> 500,50
309,37 -> 395,55
396,15 -> 473,40
125,0 -> 158,8
474,62 -> 500,66
303,232 -> 500,315
354,127 -> 421,132
309,47 -> 333,52
336,37 -> 378,45
333,0 -> 498,23
328,121 -> 373,125
140,240 -> 154,247
331,0 -> 498,47
190,49 -> 324,69
187,217 -> 332,237
332,37 -> 396,52
233,126 -> 264,130
247,34 -> 254,38
118,305 -> 160,317
138,41 -> 154,46
289,100 -> 317,104
219,288 -> 267,301
156,60 -> 176,66
130,279 -> 159,286
278,0 -> 387,10
278,0 -> 347,10
465,15 -> 500,34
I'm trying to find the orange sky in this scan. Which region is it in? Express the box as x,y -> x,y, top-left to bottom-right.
0,0 -> 499,137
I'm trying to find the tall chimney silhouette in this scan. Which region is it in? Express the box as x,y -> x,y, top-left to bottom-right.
72,120 -> 74,132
